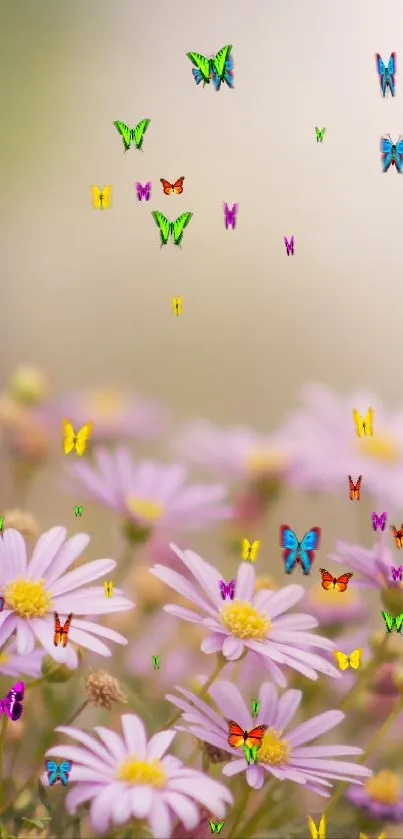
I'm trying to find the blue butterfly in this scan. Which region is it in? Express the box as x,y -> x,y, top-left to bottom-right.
376,53 -> 396,97
380,135 -> 403,173
46,759 -> 72,785
279,525 -> 321,575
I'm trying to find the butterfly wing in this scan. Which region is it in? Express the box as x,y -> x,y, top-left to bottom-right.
53,612 -> 62,646
186,52 -> 211,85
152,211 -> 172,246
160,179 -> 174,195
92,186 -> 102,209
334,572 -> 353,592
132,119 -> 151,150
364,408 -> 373,436
298,527 -> 321,573
59,759 -> 73,784
376,53 -> 387,93
241,538 -> 251,560
219,580 -> 227,600
62,419 -> 76,455
227,720 -> 246,749
333,651 -> 349,671
172,212 -> 193,246
249,540 -> 260,561
348,648 -> 362,670
113,120 -> 132,152
208,822 -> 216,833
74,422 -> 93,456
100,185 -> 112,209
319,569 -> 335,590
380,512 -> 387,530
172,177 -> 185,194
172,296 -> 182,315
0,597 -> 4,612
280,525 -> 299,573
144,182 -> 151,201
308,814 -> 326,839
352,409 -> 365,437
381,611 -> 394,632
216,824 -> 225,834
211,45 -> 232,80
372,512 -> 380,530
395,613 -> 403,633
243,724 -> 267,750
46,759 -> 59,785
381,136 -> 393,172
6,685 -> 24,721
136,182 -> 145,201
388,52 -> 396,94
60,613 -> 73,647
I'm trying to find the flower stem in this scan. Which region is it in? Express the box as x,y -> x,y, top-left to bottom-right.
163,655 -> 227,729
65,699 -> 89,726
323,694 -> 403,819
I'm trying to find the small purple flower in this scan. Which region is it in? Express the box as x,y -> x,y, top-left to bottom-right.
346,769 -> 403,821
150,545 -> 341,686
166,680 -> 372,795
41,714 -> 233,837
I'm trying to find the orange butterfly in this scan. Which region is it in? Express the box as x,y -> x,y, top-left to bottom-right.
53,612 -> 73,647
348,474 -> 362,500
319,568 -> 353,592
160,176 -> 185,195
391,525 -> 403,548
227,720 -> 267,750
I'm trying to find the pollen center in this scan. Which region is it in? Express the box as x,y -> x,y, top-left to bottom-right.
85,389 -> 128,419
220,599 -> 271,640
357,434 -> 400,463
4,576 -> 51,618
126,497 -> 163,521
258,727 -> 290,766
365,769 -> 401,805
245,447 -> 287,475
116,755 -> 166,788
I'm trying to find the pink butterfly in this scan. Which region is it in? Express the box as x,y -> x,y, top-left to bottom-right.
136,182 -> 151,201
372,512 -> 387,531
0,681 -> 24,721
224,203 -> 238,230
219,579 -> 235,600
284,235 -> 294,255
391,566 -> 403,582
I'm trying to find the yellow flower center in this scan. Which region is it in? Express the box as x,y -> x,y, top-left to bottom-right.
4,576 -> 51,618
85,389 -> 128,419
220,599 -> 270,640
357,434 -> 400,463
0,652 -> 10,665
125,498 -> 163,521
365,769 -> 401,805
254,576 -> 278,593
245,447 -> 288,475
257,727 -> 290,765
116,755 -> 166,788
310,585 -> 357,608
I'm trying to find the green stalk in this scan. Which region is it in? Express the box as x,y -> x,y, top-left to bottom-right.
163,655 -> 226,729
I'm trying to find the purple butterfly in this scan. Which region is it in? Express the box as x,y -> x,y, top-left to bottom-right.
224,202 -> 238,230
136,182 -> 151,202
0,681 -> 24,721
284,235 -> 294,255
372,512 -> 387,531
391,566 -> 403,582
219,579 -> 235,600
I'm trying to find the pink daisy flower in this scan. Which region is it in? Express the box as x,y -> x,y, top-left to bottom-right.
64,447 -> 232,536
274,383 -> 403,506
150,545 -> 341,686
41,714 -> 233,837
328,535 -> 396,591
0,527 -> 134,669
0,639 -> 45,677
302,579 -> 369,628
346,769 -> 403,822
166,680 -> 372,794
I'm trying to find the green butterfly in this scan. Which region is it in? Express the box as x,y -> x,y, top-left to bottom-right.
152,211 -> 193,248
208,821 -> 225,834
187,44 -> 232,88
113,118 -> 150,152
382,610 -> 403,633
315,126 -> 326,142
242,744 -> 259,765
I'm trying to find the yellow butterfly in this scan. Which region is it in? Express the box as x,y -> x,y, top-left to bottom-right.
92,185 -> 112,209
333,648 -> 362,671
172,296 -> 182,315
359,833 -> 386,839
62,419 -> 93,456
104,580 -> 113,598
308,814 -> 326,839
241,538 -> 260,562
353,407 -> 373,437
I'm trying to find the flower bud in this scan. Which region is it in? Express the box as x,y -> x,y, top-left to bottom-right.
84,669 -> 127,710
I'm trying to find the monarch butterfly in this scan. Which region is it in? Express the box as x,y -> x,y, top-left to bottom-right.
62,419 -> 93,456
227,720 -> 267,750
353,407 -> 373,437
172,296 -> 182,316
241,538 -> 260,562
319,569 -> 353,592
91,185 -> 112,209
391,525 -> 403,548
348,475 -> 362,500
104,581 -> 113,598
160,177 -> 185,195
308,814 -> 326,839
53,613 -> 73,647
333,649 -> 362,670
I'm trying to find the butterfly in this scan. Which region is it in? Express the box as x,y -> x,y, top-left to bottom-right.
241,538 -> 260,562
152,211 -> 193,248
160,177 -> 185,195
372,512 -> 387,531
348,475 -> 362,501
315,127 -> 326,142
284,235 -> 294,255
380,135 -> 403,173
172,296 -> 182,316
104,580 -> 113,598
62,419 -> 93,456
319,569 -> 353,592
391,525 -> 403,548
91,185 -> 112,209
279,525 -> 321,575
136,182 -> 151,201
224,203 -> 238,230
186,51 -> 212,86
46,759 -> 72,785
152,654 -> 160,670
251,700 -> 260,719
382,610 -> 403,633
359,833 -> 386,839
74,505 -> 83,517
308,814 -> 326,839
113,119 -> 150,152
376,52 -> 396,96
333,649 -> 363,670
227,720 -> 267,750
53,612 -> 73,647
353,407 -> 373,437
219,579 -> 235,600
0,681 -> 25,721
390,566 -> 403,582
242,744 -> 259,765
208,822 -> 225,835
210,44 -> 234,91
